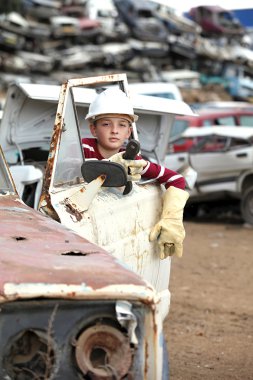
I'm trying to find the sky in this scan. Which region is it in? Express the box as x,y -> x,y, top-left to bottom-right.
170,1 -> 252,15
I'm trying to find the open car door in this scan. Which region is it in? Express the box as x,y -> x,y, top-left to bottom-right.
38,73 -> 171,316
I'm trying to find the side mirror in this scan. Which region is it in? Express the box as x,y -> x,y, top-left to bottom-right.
81,161 -> 128,188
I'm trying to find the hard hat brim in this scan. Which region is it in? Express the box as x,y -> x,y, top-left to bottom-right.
85,113 -> 138,123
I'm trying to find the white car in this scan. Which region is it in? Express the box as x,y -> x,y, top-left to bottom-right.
166,126 -> 253,224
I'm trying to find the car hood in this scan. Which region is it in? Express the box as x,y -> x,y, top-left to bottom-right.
0,194 -> 151,303
180,126 -> 253,139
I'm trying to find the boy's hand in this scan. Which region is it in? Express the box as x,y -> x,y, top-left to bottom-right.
108,152 -> 147,181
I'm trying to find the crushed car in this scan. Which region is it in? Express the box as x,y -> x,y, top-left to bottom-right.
0,144 -> 170,379
167,126 -> 253,224
200,62 -> 253,101
85,0 -> 130,43
113,0 -> 168,42
188,5 -> 245,38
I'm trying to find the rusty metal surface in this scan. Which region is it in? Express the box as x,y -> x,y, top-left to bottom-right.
0,195 -> 151,302
75,324 -> 132,378
39,74 -> 129,216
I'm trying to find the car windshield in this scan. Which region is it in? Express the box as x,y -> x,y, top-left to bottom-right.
171,119 -> 189,137
193,135 -> 228,153
53,88 -> 84,188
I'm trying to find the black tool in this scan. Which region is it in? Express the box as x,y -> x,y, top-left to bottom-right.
123,139 -> 140,160
122,139 -> 140,195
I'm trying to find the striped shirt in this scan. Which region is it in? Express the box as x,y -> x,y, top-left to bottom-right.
82,138 -> 185,190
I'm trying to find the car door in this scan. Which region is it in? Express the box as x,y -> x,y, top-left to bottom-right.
38,73 -> 170,297
190,134 -> 253,193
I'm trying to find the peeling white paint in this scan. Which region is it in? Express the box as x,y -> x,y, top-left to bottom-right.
3,282 -> 159,303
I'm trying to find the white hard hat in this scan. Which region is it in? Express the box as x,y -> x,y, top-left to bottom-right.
85,88 -> 138,122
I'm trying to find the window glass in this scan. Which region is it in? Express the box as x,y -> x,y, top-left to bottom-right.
239,115 -> 253,126
216,116 -> 235,125
53,89 -> 84,188
197,136 -> 227,152
202,120 -> 213,126
229,137 -> 250,150
169,136 -> 203,153
170,138 -> 194,153
171,119 -> 189,137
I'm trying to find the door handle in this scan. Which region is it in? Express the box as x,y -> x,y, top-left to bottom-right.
178,157 -> 186,162
236,153 -> 247,158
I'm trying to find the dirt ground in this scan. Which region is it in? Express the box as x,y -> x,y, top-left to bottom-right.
164,218 -> 253,380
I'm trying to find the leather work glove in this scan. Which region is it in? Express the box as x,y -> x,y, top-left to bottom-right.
149,186 -> 189,259
108,152 -> 147,181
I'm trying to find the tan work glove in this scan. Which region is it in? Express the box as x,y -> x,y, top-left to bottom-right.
108,152 -> 147,181
149,186 -> 189,259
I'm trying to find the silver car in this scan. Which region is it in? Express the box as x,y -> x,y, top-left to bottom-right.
167,126 -> 253,224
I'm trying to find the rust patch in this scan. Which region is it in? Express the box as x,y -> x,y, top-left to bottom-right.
0,196 -> 148,297
39,81 -> 70,218
63,200 -> 83,222
39,192 -> 60,222
144,339 -> 149,376
75,324 -> 133,378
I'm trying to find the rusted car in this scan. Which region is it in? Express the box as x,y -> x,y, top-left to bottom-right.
0,142 -> 169,379
0,72 -> 196,378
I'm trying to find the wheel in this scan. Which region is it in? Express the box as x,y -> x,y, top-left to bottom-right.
184,203 -> 199,219
241,186 -> 253,225
162,335 -> 170,380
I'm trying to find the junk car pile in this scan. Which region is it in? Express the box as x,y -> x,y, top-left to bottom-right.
0,1 -> 253,102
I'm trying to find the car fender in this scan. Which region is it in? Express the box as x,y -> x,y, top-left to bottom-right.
237,169 -> 253,193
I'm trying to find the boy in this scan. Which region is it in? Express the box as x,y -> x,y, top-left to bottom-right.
82,88 -> 189,259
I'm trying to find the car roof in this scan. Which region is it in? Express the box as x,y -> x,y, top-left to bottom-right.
176,107 -> 253,120
197,108 -> 253,116
203,101 -> 253,110
181,126 -> 253,139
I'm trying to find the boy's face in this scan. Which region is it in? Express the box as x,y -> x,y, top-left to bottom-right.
89,116 -> 132,155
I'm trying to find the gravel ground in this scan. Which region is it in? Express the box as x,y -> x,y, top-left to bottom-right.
164,219 -> 253,380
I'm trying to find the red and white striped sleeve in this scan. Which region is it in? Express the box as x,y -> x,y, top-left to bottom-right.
139,158 -> 186,190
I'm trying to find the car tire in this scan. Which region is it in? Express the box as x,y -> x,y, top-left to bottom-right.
241,186 -> 253,225
184,203 -> 199,219
162,335 -> 170,380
